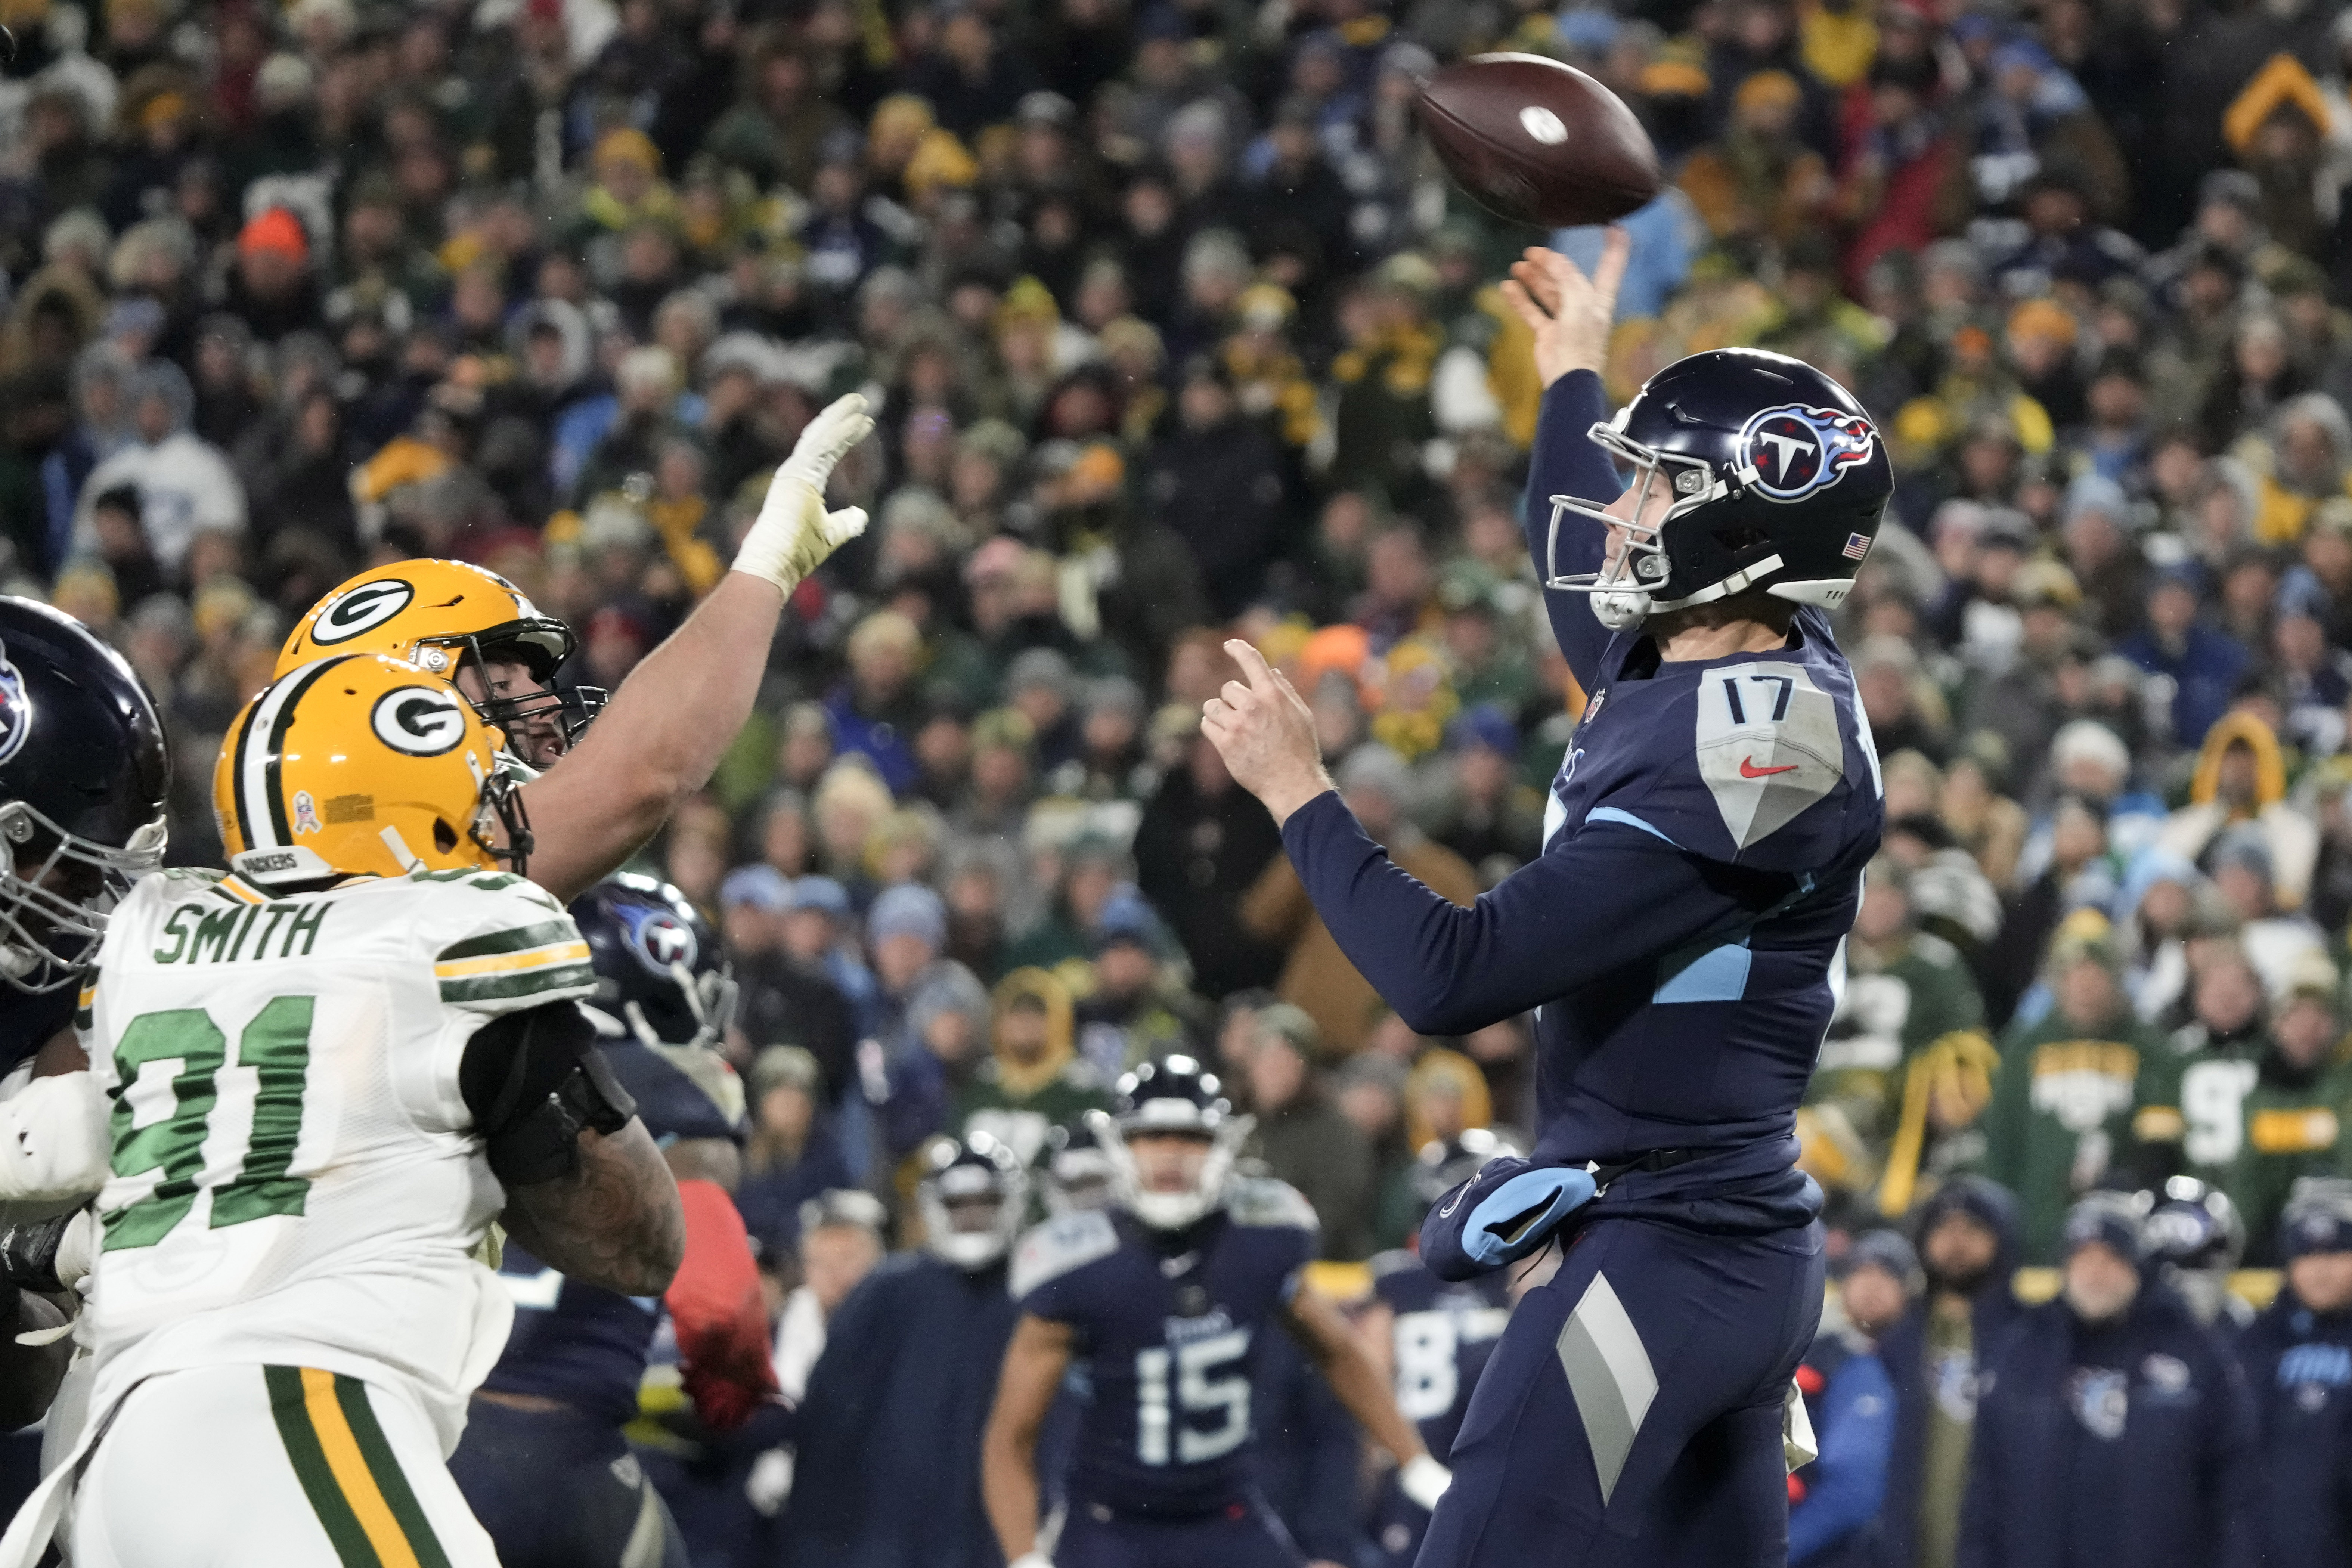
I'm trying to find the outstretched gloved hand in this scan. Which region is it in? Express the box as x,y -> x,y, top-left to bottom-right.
731,393 -> 875,593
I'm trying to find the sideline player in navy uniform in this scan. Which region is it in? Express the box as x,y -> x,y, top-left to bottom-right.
451,874 -> 771,1568
1358,1132 -> 1524,1568
785,1134 -> 1029,1568
2236,1178 -> 2352,1568
1199,232 -> 1887,1567
982,1057 -> 1445,1568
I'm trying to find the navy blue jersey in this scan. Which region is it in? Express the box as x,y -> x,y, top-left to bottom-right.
481,1238 -> 662,1429
1010,1180 -> 1318,1517
2235,1294 -> 2352,1568
1368,1250 -> 1509,1463
0,982 -> 75,1078
1279,371 -> 1882,1234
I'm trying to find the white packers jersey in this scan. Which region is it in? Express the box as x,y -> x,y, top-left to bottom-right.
78,864 -> 596,1450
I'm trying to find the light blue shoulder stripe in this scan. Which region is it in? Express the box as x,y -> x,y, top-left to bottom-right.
1586,806 -> 1679,847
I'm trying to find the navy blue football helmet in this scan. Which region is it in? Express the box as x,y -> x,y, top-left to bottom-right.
1544,348 -> 1894,629
2283,1177 -> 2352,1258
917,1132 -> 1028,1270
2144,1176 -> 2244,1272
1085,1055 -> 1252,1230
572,873 -> 738,1049
571,874 -> 744,1143
0,598 -> 168,992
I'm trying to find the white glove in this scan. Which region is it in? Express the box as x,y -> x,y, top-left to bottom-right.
0,1073 -> 108,1209
732,393 -> 874,592
1399,1453 -> 1453,1512
1008,1553 -> 1055,1568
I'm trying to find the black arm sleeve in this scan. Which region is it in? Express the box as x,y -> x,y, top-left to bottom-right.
459,1001 -> 637,1186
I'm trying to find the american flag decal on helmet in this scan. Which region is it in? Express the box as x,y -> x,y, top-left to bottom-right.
1842,533 -> 1872,561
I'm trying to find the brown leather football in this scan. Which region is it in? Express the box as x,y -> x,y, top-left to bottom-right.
1414,53 -> 1662,228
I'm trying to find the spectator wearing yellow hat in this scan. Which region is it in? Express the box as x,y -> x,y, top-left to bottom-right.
1679,68 -> 1834,245
574,127 -> 679,239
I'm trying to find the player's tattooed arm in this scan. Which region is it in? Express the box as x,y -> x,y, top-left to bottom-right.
499,1119 -> 686,1297
982,1313 -> 1076,1567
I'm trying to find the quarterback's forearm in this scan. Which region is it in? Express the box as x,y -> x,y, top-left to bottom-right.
519,573 -> 784,901
1279,795 -> 1773,1035
1523,372 -> 1619,685
501,1119 -> 686,1295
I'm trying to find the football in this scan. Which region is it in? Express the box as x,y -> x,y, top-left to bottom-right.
1414,53 -> 1662,229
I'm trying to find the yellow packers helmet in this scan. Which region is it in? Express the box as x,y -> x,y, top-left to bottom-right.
277,559 -> 604,755
214,654 -> 534,889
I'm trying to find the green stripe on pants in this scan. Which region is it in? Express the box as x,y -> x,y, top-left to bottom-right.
264,1365 -> 382,1568
332,1375 -> 454,1568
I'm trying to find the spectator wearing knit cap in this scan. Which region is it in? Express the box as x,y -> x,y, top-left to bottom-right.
731,868 -> 860,1108
1239,1003 -> 1377,1260
219,207 -> 323,342
736,1045 -> 858,1260
1070,889 -> 1201,1081
1872,1175 -> 2021,1568
71,359 -> 245,573
1788,1236 -> 1902,1567
2118,564 -> 2252,748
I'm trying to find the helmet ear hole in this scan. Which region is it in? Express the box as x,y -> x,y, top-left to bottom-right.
433,818 -> 459,853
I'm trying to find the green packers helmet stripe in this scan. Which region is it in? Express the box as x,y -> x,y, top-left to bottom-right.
235,659 -> 349,853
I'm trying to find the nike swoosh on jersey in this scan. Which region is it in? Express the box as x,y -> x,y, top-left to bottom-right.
1739,758 -> 1799,778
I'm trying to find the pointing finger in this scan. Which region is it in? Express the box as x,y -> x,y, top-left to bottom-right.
1591,227 -> 1633,313
1224,638 -> 1280,694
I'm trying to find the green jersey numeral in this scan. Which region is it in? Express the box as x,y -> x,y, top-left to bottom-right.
105,996 -> 318,1250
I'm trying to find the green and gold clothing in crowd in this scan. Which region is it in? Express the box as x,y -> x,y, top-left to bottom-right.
2138,1034 -> 2352,1263
1806,931 -> 1990,1211
1984,1005 -> 2169,1264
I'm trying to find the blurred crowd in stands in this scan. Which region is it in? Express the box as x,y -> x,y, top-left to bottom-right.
14,0 -> 2352,1554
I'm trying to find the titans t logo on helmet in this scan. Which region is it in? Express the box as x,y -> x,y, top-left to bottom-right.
0,642 -> 30,767
1738,405 -> 1880,502
619,905 -> 698,975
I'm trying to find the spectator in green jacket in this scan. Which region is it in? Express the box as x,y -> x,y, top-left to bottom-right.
953,967 -> 1112,1171
1985,914 -> 2169,1262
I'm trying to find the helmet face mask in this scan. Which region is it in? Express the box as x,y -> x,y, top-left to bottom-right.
0,805 -> 166,991
0,597 -> 171,992
917,1134 -> 1028,1270
280,561 -> 607,768
418,629 -> 608,765
1090,1055 -> 1254,1231
1543,350 -> 1893,632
